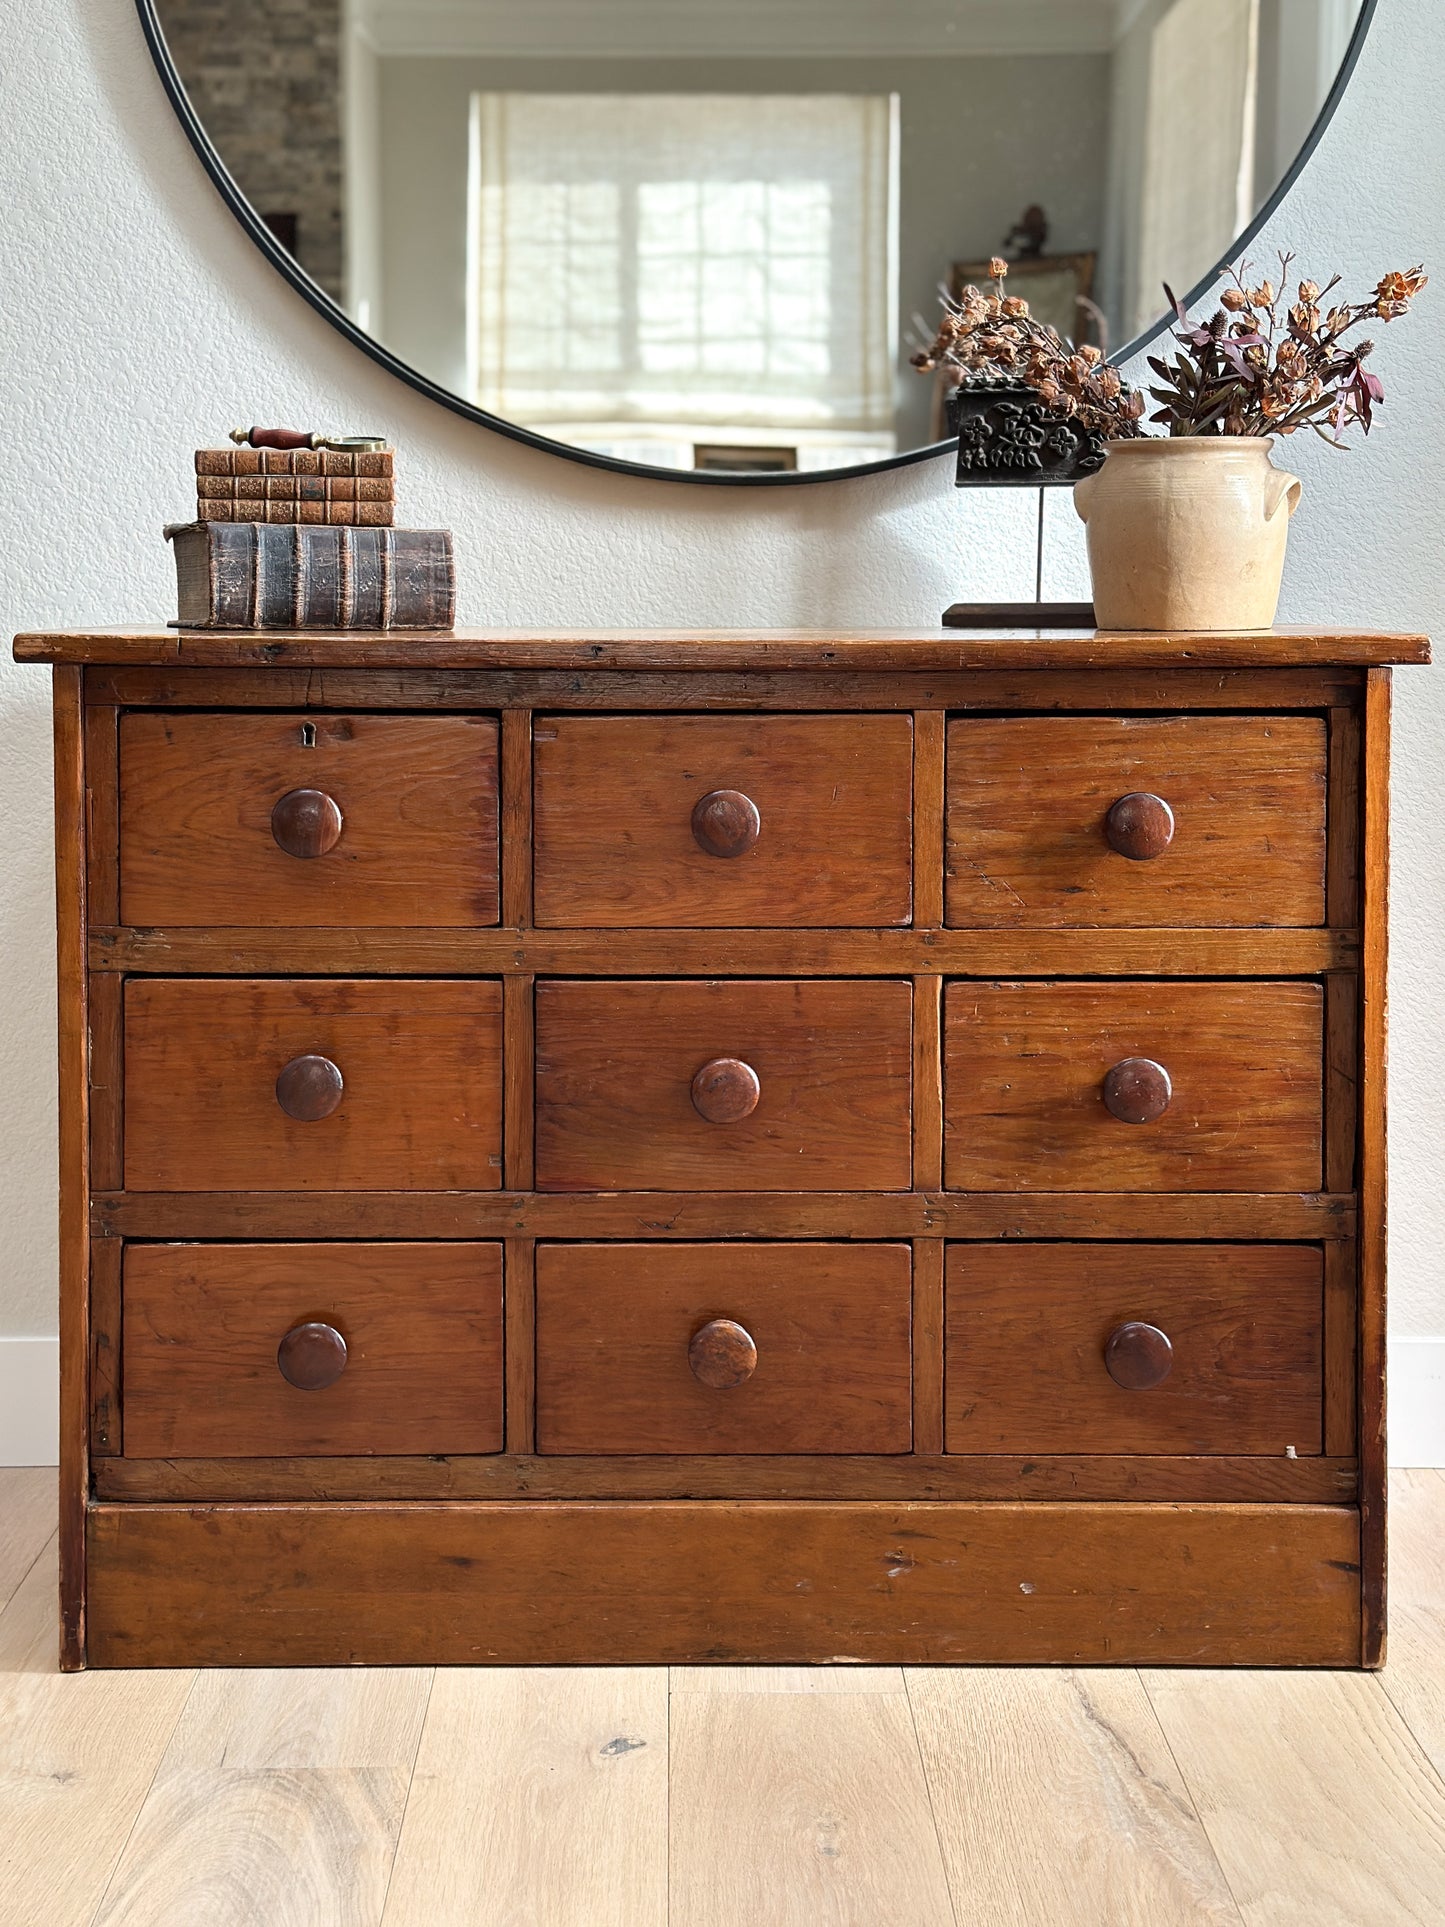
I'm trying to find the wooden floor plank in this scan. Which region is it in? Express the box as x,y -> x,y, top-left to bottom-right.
92,1770 -> 410,1927
908,1667 -> 1242,1926
1143,1666 -> 1445,1925
1380,1471 -> 1445,1783
0,1467 -> 55,1614
670,1664 -> 905,1694
0,1542 -> 194,1927
669,1686 -> 956,1925
91,1664 -> 434,1925
381,1668 -> 667,1927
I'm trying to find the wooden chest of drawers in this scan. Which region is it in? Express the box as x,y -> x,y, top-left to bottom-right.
16,623 -> 1428,1670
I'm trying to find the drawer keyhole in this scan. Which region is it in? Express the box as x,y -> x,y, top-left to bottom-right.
689,1318 -> 758,1389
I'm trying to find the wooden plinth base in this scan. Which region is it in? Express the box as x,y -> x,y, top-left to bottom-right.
84,1500 -> 1362,1669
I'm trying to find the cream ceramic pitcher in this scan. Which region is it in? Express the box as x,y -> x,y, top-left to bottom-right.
1074,437 -> 1302,631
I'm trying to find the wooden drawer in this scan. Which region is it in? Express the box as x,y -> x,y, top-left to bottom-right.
945,715 -> 1327,926
535,1243 -> 912,1453
122,1243 -> 504,1457
944,1244 -> 1324,1454
534,979 -> 913,1191
119,712 -> 500,926
532,714 -> 913,927
124,978 -> 503,1191
944,980 -> 1322,1191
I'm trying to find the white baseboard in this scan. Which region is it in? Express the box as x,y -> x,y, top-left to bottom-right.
1389,1338 -> 1445,1467
0,1336 -> 59,1466
0,1333 -> 1439,1472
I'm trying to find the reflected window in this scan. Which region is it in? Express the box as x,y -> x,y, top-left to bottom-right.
467,93 -> 898,467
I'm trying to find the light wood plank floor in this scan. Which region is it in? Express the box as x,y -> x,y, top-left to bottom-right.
1,1470 -> 1443,1925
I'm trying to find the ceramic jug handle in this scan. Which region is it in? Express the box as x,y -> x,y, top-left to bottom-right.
1073,472 -> 1098,523
1265,468 -> 1303,523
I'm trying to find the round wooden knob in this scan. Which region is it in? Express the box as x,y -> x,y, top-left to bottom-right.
690,1057 -> 761,1124
691,789 -> 761,859
277,1321 -> 348,1390
689,1318 -> 758,1389
271,788 -> 343,859
275,1053 -> 344,1121
1105,792 -> 1174,861
1105,1321 -> 1174,1391
1102,1057 -> 1172,1125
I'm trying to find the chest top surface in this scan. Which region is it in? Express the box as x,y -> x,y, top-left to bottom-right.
12,625 -> 1432,670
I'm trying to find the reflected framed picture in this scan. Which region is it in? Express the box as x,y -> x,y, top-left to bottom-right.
693,445 -> 799,474
948,251 -> 1098,344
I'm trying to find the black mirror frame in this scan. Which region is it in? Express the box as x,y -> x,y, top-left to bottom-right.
135,0 -> 1379,488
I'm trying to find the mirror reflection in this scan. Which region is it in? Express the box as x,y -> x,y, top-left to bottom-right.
153,0 -> 1365,475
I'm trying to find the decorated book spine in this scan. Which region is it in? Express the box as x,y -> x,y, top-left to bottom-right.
166,521 -> 455,630
195,448 -> 395,477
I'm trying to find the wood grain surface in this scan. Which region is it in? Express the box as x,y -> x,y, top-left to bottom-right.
92,1188 -> 1355,1243
384,1668 -> 667,1926
669,1686 -> 955,1924
89,922 -> 1360,978
122,1243 -> 504,1457
534,713 -> 913,927
944,980 -> 1323,1191
909,1667 -> 1242,1925
123,977 -> 503,1191
534,1243 -> 912,1454
85,1502 -> 1362,1666
93,1453 -> 1357,1507
944,1243 -> 1323,1454
946,714 -> 1327,926
534,979 -> 913,1191
119,712 -> 499,926
13,624 -> 1430,668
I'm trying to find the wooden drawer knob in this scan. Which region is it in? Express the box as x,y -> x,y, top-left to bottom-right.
277,1320 -> 348,1390
275,1053 -> 344,1121
1105,791 -> 1174,861
690,1057 -> 761,1124
691,788 -> 761,859
689,1317 -> 758,1389
272,787 -> 343,859
1104,1320 -> 1174,1391
1102,1056 -> 1172,1125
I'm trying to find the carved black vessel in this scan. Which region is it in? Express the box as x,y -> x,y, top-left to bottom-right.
947,376 -> 1106,488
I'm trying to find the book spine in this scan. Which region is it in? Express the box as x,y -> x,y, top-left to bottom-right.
197,476 -> 394,500
196,499 -> 395,526
195,448 -> 394,478
172,523 -> 453,628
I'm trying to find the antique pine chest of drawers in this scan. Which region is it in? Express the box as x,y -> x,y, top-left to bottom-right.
15,623 -> 1428,1670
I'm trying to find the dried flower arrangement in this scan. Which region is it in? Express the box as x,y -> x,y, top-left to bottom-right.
913,254 -> 1426,443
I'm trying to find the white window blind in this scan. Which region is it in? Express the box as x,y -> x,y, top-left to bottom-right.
1134,0 -> 1260,338
468,92 -> 897,444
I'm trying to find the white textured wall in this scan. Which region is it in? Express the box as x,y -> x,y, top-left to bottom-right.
0,4 -> 1441,1397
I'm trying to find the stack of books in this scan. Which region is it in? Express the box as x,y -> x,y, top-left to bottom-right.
195,445 -> 395,525
167,437 -> 454,630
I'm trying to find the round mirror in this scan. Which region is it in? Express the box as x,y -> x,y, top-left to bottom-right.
139,0 -> 1374,483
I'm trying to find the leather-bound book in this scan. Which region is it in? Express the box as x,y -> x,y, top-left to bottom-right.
165,521 -> 455,629
195,447 -> 395,477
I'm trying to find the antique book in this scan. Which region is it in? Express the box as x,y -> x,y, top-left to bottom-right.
194,447 -> 395,478
165,520 -> 454,628
197,475 -> 394,501
196,499 -> 396,526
